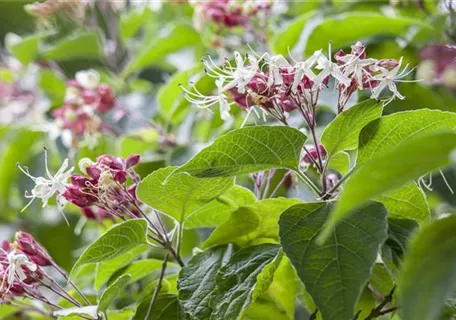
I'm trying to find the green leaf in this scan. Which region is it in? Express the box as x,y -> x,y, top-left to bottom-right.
211,244 -> 283,320
175,126 -> 307,177
95,245 -> 147,290
71,219 -> 148,277
39,69 -> 66,107
122,24 -> 201,77
111,259 -> 178,285
137,167 -> 234,222
133,294 -> 181,320
279,202 -> 388,320
378,182 -> 430,224
358,109 -> 456,164
185,186 -> 256,228
321,99 -> 383,159
304,13 -> 430,56
178,245 -> 230,319
325,131 -> 456,239
8,32 -> 53,65
204,198 -> 301,248
42,31 -> 103,61
98,274 -> 131,313
270,12 -> 314,55
398,215 -> 456,320
243,297 -> 290,320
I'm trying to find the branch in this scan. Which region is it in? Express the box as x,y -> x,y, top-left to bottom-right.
145,255 -> 169,320
364,285 -> 398,320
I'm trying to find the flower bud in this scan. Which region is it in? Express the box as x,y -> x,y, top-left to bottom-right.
125,154 -> 140,169
303,145 -> 327,164
14,232 -> 52,267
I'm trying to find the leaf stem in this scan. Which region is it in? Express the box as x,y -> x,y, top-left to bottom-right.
145,254 -> 169,320
363,285 -> 397,320
297,171 -> 323,197
322,167 -> 355,199
52,263 -> 91,306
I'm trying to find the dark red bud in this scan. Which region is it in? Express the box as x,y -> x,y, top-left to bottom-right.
125,154 -> 140,169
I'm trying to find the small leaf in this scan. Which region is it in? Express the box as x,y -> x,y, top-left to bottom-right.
398,215 -> 456,320
178,245 -> 231,319
185,186 -> 256,228
133,294 -> 181,320
39,69 -> 66,107
98,275 -> 131,313
175,126 -> 307,177
279,202 -> 388,320
378,183 -> 430,224
8,32 -> 53,65
71,219 -> 148,277
210,244 -> 283,320
321,99 -> 383,159
305,13 -> 430,56
323,131 -> 456,240
42,31 -> 103,61
137,167 -> 234,222
204,198 -> 301,248
326,151 -> 350,175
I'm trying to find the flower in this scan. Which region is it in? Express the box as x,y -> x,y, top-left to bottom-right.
17,150 -> 73,212
14,232 -> 53,267
370,57 -> 409,103
75,69 -> 100,90
0,249 -> 37,299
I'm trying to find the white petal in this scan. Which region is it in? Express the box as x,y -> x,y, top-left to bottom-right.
53,306 -> 99,319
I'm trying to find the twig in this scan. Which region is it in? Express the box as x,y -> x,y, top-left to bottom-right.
321,167 -> 355,199
309,309 -> 319,320
297,171 -> 323,197
364,285 -> 397,320
145,255 -> 169,320
52,264 -> 91,306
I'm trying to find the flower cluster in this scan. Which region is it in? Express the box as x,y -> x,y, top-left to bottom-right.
183,42 -> 413,124
0,232 -> 56,302
64,154 -> 141,221
51,69 -> 116,149
190,0 -> 273,30
25,0 -> 85,25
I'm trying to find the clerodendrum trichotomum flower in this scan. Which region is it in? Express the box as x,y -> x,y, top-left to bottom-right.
182,42 -> 416,123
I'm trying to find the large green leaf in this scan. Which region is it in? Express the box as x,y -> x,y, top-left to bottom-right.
304,13 -> 430,56
185,186 -> 256,228
133,294 -> 181,320
270,12 -> 314,55
210,244 -> 283,320
71,219 -> 148,277
358,109 -> 456,164
204,198 -> 301,248
175,126 -> 307,177
137,167 -> 234,222
178,245 -> 230,320
98,275 -> 131,313
42,31 -> 103,61
324,131 -> 456,239
279,202 -> 388,320
321,99 -> 382,159
398,215 -> 456,320
122,24 -> 201,77
94,245 -> 147,290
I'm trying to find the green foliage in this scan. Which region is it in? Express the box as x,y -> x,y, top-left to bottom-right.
137,166 -> 234,222
175,126 -> 307,177
134,294 -> 181,320
279,202 -> 388,320
71,220 -> 149,277
398,215 -> 456,320
98,274 -> 131,313
42,31 -> 104,61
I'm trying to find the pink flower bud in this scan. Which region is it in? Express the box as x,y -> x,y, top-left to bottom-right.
14,232 -> 52,267
125,154 -> 140,169
86,166 -> 101,180
303,145 -> 327,164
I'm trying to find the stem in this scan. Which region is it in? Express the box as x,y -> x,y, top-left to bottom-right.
39,280 -> 82,308
364,285 -> 397,320
309,309 -> 319,320
145,255 -> 169,320
309,124 -> 326,194
53,264 -> 91,306
322,167 -> 355,199
262,170 -> 276,199
269,171 -> 291,198
297,171 -> 322,197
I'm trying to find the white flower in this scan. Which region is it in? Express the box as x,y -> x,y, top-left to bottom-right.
370,57 -> 410,103
335,54 -> 377,89
290,54 -> 318,94
75,69 -> 100,90
314,50 -> 351,88
267,54 -> 291,88
0,250 -> 37,296
216,77 -> 232,121
18,150 -> 73,212
203,52 -> 259,94
64,86 -> 82,104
